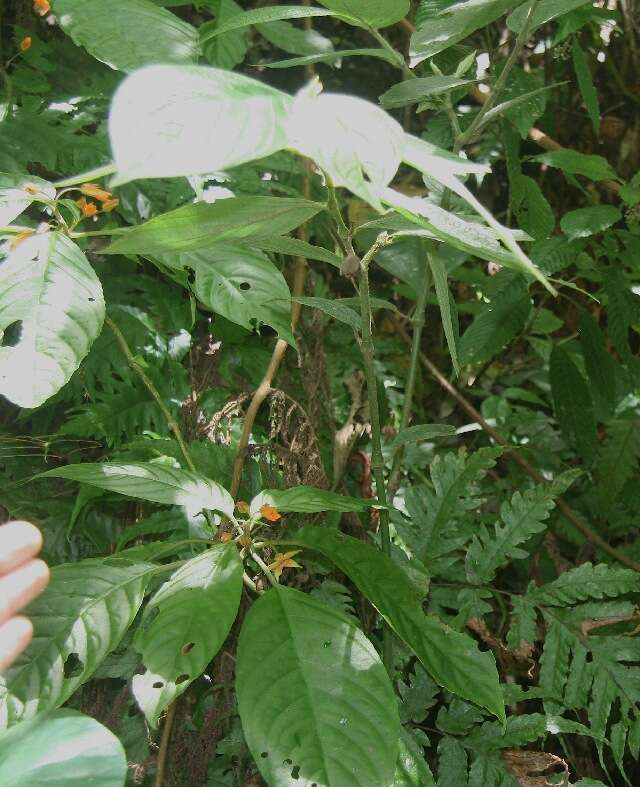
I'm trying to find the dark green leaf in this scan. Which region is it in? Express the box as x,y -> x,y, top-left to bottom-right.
294,296 -> 362,329
549,345 -> 597,462
560,205 -> 621,240
572,40 -> 600,133
391,424 -> 457,448
508,0 -> 591,32
511,174 -> 555,240
531,150 -> 620,182
380,76 -> 475,109
429,252 -> 460,374
199,5 -> 337,43
263,48 -> 398,69
317,0 -> 410,27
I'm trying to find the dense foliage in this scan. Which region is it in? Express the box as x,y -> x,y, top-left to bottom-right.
1,1 -> 639,785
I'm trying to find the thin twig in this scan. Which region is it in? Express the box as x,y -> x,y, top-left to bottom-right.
154,699 -> 177,787
396,322 -> 640,572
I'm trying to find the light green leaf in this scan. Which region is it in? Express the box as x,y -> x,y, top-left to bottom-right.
287,91 -> 404,210
317,0 -> 409,27
528,562 -> 640,606
294,296 -> 362,329
251,487 -> 372,514
410,0 -> 519,65
109,65 -> 292,184
394,728 -> 437,786
0,232 -> 105,408
132,545 -> 243,726
257,19 -> 334,57
507,0 -> 591,32
380,76 -> 476,109
201,0 -> 248,70
263,48 -> 398,69
429,252 -> 460,374
549,344 -> 597,463
40,462 -> 235,516
54,0 -> 199,72
0,560 -> 154,728
0,173 -> 54,225
391,424 -> 457,448
560,205 -> 621,240
511,174 -> 555,240
403,133 -> 491,177
531,149 -> 620,182
191,246 -> 294,345
286,527 -> 505,723
0,710 -> 127,787
236,586 -> 400,787
572,40 -> 600,133
199,5 -> 337,43
105,197 -> 323,255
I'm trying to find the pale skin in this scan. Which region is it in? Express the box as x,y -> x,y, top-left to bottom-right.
0,521 -> 49,673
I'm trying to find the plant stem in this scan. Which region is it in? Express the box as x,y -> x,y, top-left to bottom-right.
357,232 -> 395,672
367,26 -> 415,80
454,0 -> 541,151
155,700 -> 177,787
250,549 -> 278,588
387,259 -> 432,500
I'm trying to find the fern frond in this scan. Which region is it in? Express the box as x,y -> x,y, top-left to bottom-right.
598,417 -> 640,507
529,562 -> 640,606
310,579 -> 357,623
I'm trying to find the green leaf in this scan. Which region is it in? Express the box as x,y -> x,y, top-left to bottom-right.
132,545 -> 243,726
402,133 -> 490,177
294,296 -> 362,329
598,417 -> 640,507
0,173 -> 54,225
0,559 -> 154,727
54,0 -> 199,72
458,279 -> 531,365
531,149 -> 620,182
528,562 -> 640,606
251,235 -> 342,267
379,76 -> 476,109
263,48 -> 398,69
109,65 -> 292,184
236,585 -> 399,787
572,40 -> 600,133
560,205 -> 621,240
481,83 -> 563,131
285,527 -> 505,723
199,5 -> 337,43
40,462 -> 235,516
189,246 -> 294,345
0,232 -> 105,408
511,174 -> 555,240
429,252 -> 460,374
410,0 -> 518,65
0,709 -> 127,787
391,424 -> 457,449
257,19 -> 334,57
251,487 -> 371,514
201,0 -> 248,70
394,728 -> 437,786
507,0 -> 591,32
287,91 -> 404,210
105,197 -> 323,256
316,0 -> 410,27
579,309 -> 617,409
549,345 -> 597,463
465,484 -> 557,583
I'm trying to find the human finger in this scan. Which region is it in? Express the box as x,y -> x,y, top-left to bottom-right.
0,615 -> 33,673
0,521 -> 43,575
0,559 -> 49,625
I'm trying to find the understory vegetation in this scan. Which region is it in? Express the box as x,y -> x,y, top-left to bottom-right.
1,1 -> 639,785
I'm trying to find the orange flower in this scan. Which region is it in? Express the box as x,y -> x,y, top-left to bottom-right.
19,36 -> 32,52
76,197 -> 98,218
33,0 -> 50,16
235,500 -> 250,514
101,198 -> 119,213
9,229 -> 35,250
80,183 -> 113,202
260,504 -> 282,522
268,551 -> 301,581
219,532 -> 233,544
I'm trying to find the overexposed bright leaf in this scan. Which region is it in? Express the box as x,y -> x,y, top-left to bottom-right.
0,173 -> 54,225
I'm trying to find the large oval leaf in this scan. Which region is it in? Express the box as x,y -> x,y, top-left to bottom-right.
109,65 -> 292,184
0,560 -> 154,728
250,486 -> 372,514
317,0 -> 409,28
132,545 -> 243,726
285,527 -> 505,724
0,232 -> 105,408
40,462 -> 235,517
54,0 -> 199,72
236,586 -> 399,787
105,197 -> 323,256
191,246 -> 294,346
0,173 -> 55,225
0,709 -> 127,787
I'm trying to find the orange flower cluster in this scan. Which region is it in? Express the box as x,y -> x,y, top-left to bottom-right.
19,37 -> 32,52
33,0 -> 50,16
75,183 -> 119,218
260,504 -> 281,522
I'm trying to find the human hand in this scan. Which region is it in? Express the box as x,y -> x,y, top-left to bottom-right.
0,521 -> 49,673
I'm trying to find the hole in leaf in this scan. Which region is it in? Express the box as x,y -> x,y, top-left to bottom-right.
283,759 -> 292,766
1,321 -> 22,348
88,297 -> 95,302
260,752 -> 269,759
291,765 -> 300,780
175,673 -> 190,685
63,652 -> 83,678
153,681 -> 164,689
181,642 -> 195,655
239,281 -> 251,291
322,640 -> 331,648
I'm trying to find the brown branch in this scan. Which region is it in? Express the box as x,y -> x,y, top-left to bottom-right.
155,700 -> 177,787
396,323 -> 640,572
